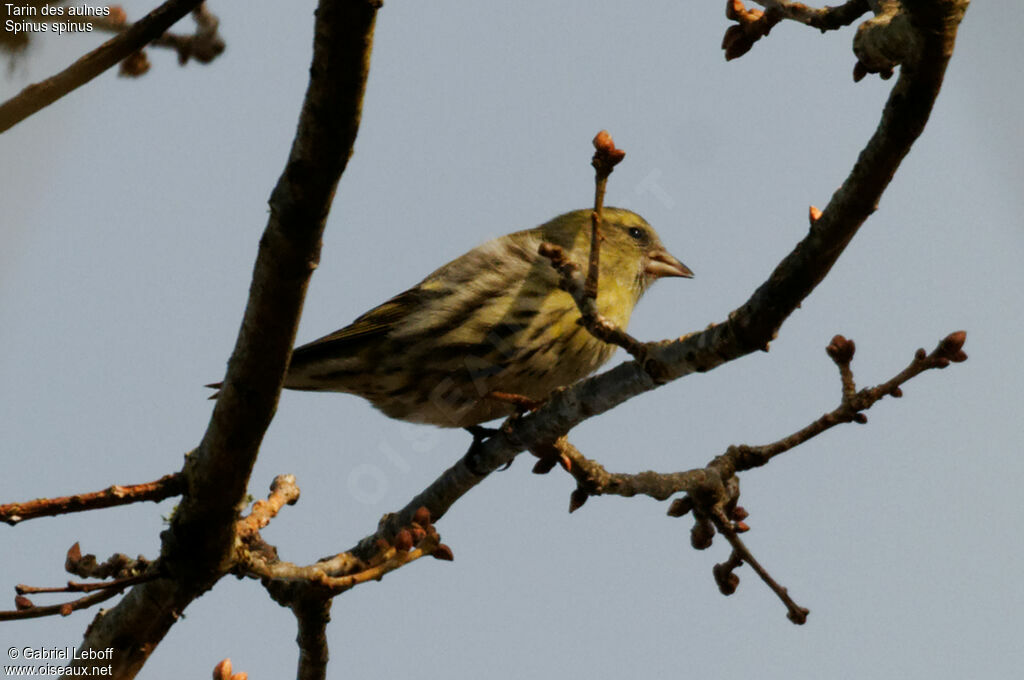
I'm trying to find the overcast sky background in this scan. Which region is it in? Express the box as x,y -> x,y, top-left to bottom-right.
2,2 -> 1021,678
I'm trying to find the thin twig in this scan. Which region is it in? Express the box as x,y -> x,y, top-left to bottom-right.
722,0 -> 783,60
246,507 -> 448,594
17,573 -> 154,595
0,574 -> 155,622
90,3 -> 225,71
710,509 -> 809,624
723,0 -> 870,61
538,242 -> 649,360
561,331 -> 967,504
539,131 -> 647,361
0,0 -> 206,133
253,540 -> 440,593
584,130 -> 625,299
0,473 -> 184,525
551,331 -> 965,621
729,331 -> 967,470
236,474 -> 301,539
64,542 -> 153,580
753,0 -> 869,30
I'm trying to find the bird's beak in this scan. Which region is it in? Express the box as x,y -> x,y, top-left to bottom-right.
645,249 -> 694,279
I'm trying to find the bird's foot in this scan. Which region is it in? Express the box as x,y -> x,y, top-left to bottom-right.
463,425 -> 506,475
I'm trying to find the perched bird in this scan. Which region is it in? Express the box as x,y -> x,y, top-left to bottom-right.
224,208 -> 692,427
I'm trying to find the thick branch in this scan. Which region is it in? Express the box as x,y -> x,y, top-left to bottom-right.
345,0 -> 967,559
294,597 -> 331,680
64,2 -> 382,677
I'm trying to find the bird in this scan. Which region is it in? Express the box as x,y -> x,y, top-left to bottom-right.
213,208 -> 692,428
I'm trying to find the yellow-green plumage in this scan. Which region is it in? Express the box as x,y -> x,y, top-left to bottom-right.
284,208 -> 692,427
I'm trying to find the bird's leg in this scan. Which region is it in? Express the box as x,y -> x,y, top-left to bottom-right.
463,393 -> 544,474
485,391 -> 544,413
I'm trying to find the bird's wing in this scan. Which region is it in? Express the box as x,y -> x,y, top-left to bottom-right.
289,288 -> 422,364
290,227 -> 545,365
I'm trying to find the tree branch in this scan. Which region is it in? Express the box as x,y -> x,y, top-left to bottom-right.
754,0 -> 869,31
0,584 -> 126,622
343,0 -> 968,565
63,1 -> 382,676
0,0 -> 206,133
294,597 -> 331,680
555,330 -> 967,503
0,473 -> 184,525
90,3 -> 225,72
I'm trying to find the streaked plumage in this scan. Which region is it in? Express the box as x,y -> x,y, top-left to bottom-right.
278,208 -> 691,427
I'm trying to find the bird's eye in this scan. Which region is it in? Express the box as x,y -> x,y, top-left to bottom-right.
628,227 -> 644,241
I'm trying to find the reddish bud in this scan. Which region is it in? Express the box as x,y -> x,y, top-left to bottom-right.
808,205 -> 822,223
593,129 -> 613,151
14,595 -> 33,611
722,26 -> 752,60
826,335 -> 855,364
915,348 -> 927,361
731,506 -> 749,521
119,50 -> 151,78
393,529 -> 413,552
788,607 -> 810,624
410,527 -> 427,543
667,497 -> 693,517
569,489 -> 589,513
853,61 -> 868,82
853,413 -> 868,424
691,520 -> 715,550
889,386 -> 903,398
374,538 -> 390,553
60,603 -> 73,616
213,659 -> 233,680
592,130 -> 625,167
432,544 -> 454,561
65,542 -> 82,570
413,506 -> 431,526
735,521 -> 751,533
108,5 -> 127,25
938,331 -> 967,358
713,562 -> 740,595
538,242 -> 559,258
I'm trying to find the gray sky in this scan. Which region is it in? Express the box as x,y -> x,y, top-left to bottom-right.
2,2 -> 1021,678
